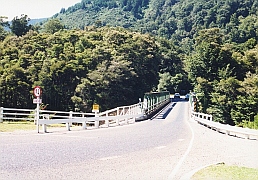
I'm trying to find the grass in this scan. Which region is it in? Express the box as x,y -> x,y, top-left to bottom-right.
0,121 -> 66,132
191,163 -> 258,180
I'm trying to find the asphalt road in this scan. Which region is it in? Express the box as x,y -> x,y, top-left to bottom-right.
1,99 -> 258,180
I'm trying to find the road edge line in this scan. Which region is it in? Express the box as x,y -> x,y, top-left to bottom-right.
168,112 -> 195,180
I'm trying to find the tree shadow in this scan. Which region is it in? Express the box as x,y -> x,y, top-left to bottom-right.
154,102 -> 177,119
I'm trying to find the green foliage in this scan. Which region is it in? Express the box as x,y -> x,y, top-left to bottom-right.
157,72 -> 172,92
0,27 -> 177,112
46,0 -> 258,48
10,14 -> 33,37
231,73 -> 258,126
188,28 -> 257,127
239,114 -> 258,129
42,19 -> 64,34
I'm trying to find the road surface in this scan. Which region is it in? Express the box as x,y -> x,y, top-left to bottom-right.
1,99 -> 257,179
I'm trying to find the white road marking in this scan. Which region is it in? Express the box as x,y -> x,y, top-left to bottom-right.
99,156 -> 120,161
168,120 -> 195,179
155,146 -> 167,149
178,139 -> 184,141
1,135 -> 97,146
51,135 -> 98,139
2,140 -> 61,146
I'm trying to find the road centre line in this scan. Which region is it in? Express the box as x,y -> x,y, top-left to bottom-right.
155,146 -> 167,149
1,140 -> 61,146
99,155 -> 121,161
1,135 -> 97,146
50,134 -> 98,139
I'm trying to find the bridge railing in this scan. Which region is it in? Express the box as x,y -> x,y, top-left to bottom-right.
0,91 -> 170,133
0,103 -> 144,133
143,91 -> 170,118
144,98 -> 170,116
98,103 -> 142,126
190,107 -> 258,140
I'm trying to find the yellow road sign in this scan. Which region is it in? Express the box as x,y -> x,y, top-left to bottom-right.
92,104 -> 99,112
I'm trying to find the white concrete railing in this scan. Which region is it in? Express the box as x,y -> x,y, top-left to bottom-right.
191,111 -> 258,140
38,109 -> 95,133
40,103 -> 143,133
0,103 -> 144,133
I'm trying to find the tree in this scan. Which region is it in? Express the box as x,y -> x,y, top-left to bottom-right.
0,64 -> 31,108
157,72 -> 172,92
43,19 -> 64,34
231,72 -> 258,126
208,77 -> 240,125
73,58 -> 137,111
10,14 -> 32,36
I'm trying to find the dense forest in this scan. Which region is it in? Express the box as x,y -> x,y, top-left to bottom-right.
0,26 -> 185,112
0,0 -> 258,128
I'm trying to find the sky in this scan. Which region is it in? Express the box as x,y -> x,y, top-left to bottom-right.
0,0 -> 81,21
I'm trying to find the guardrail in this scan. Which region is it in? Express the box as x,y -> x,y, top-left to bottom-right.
0,103 -> 144,133
38,110 -> 96,132
191,111 -> 258,140
1,96 -> 169,133
0,107 -> 36,122
38,99 -> 169,132
144,98 -> 170,116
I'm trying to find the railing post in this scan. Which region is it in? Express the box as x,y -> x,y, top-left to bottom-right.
139,103 -> 142,114
66,122 -> 70,131
43,124 -> 47,133
95,112 -> 99,128
116,108 -> 119,125
82,114 -> 87,129
42,114 -> 49,133
69,111 -> 73,128
0,107 -> 3,123
105,112 -> 109,127
65,111 -> 72,131
128,106 -> 131,115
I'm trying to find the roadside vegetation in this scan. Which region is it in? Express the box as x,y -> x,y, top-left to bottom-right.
0,121 -> 36,132
192,163 -> 258,180
0,121 -> 66,132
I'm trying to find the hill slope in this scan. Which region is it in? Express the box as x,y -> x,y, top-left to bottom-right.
51,0 -> 258,46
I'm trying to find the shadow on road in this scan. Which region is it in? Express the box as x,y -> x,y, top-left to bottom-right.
153,98 -> 189,120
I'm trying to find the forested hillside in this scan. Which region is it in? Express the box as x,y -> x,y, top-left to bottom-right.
52,0 -> 258,49
0,0 -> 258,128
0,26 -> 185,112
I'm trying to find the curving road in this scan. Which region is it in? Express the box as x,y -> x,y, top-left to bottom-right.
1,99 -> 258,180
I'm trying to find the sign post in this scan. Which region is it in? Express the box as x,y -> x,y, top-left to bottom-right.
33,86 -> 42,133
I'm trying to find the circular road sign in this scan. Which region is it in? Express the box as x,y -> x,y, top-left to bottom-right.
33,86 -> 42,97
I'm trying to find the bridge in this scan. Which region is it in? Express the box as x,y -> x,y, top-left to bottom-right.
0,92 -> 258,179
1,91 -> 257,139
